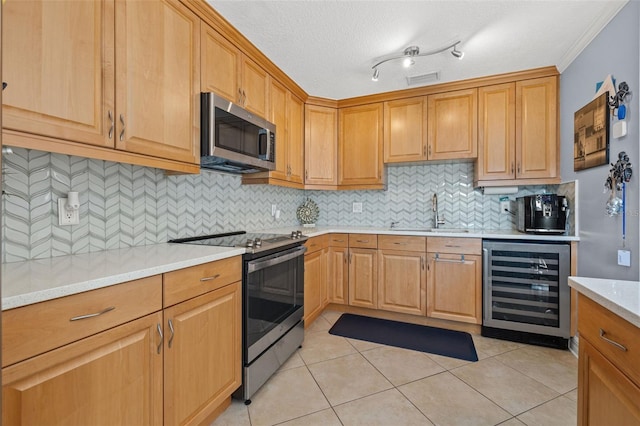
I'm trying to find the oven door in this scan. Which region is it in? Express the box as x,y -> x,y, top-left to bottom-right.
244,245 -> 305,364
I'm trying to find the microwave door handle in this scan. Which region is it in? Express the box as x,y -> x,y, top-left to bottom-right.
257,130 -> 268,159
247,246 -> 307,273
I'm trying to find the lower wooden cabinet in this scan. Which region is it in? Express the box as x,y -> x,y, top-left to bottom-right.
348,248 -> 378,309
2,312 -> 164,425
328,246 -> 349,304
163,281 -> 242,426
304,247 -> 326,326
426,238 -> 482,324
578,338 -> 640,425
378,250 -> 426,316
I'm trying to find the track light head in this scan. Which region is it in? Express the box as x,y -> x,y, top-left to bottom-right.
372,68 -> 379,81
451,45 -> 464,59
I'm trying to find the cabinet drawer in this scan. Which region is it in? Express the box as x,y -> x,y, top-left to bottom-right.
378,235 -> 426,252
578,295 -> 640,386
328,233 -> 349,247
427,237 -> 481,255
349,234 -> 378,249
2,275 -> 162,367
164,256 -> 242,307
305,235 -> 327,253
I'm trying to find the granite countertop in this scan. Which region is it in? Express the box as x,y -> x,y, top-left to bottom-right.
2,244 -> 244,310
569,276 -> 640,328
2,226 -> 577,311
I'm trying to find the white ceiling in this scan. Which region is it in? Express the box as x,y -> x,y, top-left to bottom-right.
208,0 -> 627,100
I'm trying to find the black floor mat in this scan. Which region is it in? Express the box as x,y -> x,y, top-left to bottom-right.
329,313 -> 478,362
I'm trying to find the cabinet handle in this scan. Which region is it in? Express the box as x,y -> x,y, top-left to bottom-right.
119,114 -> 126,141
434,253 -> 465,263
393,242 -> 408,245
349,253 -> 352,264
2,82 -> 7,90
305,169 -> 309,181
428,145 -> 432,157
200,274 -> 220,282
333,239 -> 345,242
242,90 -> 247,106
511,162 -> 515,174
599,329 -> 627,352
344,256 -> 347,264
238,88 -> 243,104
356,239 -> 369,243
444,244 -> 461,248
108,110 -> 114,139
423,145 -> 427,157
168,319 -> 175,348
69,306 -> 115,321
421,255 -> 425,270
517,163 -> 521,174
156,323 -> 164,354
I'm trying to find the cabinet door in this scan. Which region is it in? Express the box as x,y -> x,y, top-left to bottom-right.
2,0 -> 114,148
383,97 -> 427,163
339,103 -> 384,186
328,246 -> 349,304
2,312 -> 163,426
516,76 -> 558,179
269,79 -> 289,181
348,248 -> 378,309
115,0 -> 199,164
241,55 -> 269,118
578,339 -> 640,426
427,89 -> 477,160
305,104 -> 338,185
304,249 -> 325,326
378,250 -> 426,316
427,253 -> 482,324
477,83 -> 516,181
201,24 -> 241,103
288,94 -> 305,184
164,282 -> 242,426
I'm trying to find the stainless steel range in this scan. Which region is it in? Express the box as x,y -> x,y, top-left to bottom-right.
169,231 -> 307,404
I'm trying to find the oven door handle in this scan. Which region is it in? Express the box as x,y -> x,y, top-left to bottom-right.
247,245 -> 307,273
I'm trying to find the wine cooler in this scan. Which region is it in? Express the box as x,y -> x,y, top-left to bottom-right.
482,240 -> 570,349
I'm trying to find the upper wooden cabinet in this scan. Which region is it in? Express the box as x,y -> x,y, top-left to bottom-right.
477,83 -> 516,181
3,0 -> 199,170
516,76 -> 558,180
384,97 -> 427,163
243,79 -> 304,188
339,103 -> 384,188
116,0 -> 200,164
305,104 -> 338,187
2,0 -> 112,148
427,88 -> 478,160
476,76 -> 559,185
201,24 -> 269,118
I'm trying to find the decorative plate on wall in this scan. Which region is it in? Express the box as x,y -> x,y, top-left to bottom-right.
296,198 -> 319,227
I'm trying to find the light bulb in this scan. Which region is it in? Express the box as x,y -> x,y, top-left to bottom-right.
403,57 -> 414,68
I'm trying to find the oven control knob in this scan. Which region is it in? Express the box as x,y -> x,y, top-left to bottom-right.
296,230 -> 303,238
254,238 -> 262,247
246,239 -> 254,248
291,231 -> 298,239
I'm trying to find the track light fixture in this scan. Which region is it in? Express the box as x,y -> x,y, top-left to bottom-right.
371,41 -> 463,81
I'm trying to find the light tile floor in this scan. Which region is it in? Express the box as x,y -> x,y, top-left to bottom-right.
212,310 -> 578,426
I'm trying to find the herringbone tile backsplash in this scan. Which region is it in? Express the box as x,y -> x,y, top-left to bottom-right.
2,149 -> 568,262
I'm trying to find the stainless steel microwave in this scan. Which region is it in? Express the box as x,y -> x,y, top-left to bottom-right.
200,92 -> 276,174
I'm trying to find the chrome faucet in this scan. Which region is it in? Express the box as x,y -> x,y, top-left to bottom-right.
432,193 -> 445,228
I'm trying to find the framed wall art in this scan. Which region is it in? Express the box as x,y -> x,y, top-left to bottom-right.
574,91 -> 610,171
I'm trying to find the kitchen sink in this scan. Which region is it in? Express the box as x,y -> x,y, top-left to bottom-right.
390,228 -> 470,233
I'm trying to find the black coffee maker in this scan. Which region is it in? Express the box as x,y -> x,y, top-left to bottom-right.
516,194 -> 568,234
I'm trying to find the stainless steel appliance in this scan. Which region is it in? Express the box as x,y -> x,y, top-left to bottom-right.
482,240 -> 570,349
200,93 -> 276,174
169,231 -> 307,404
516,194 -> 568,234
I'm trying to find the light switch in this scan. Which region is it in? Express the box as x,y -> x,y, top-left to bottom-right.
352,202 -> 363,213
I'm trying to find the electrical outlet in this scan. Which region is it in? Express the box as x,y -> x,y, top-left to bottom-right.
617,249 -> 631,267
352,202 -> 363,213
500,200 -> 510,214
58,198 -> 79,226
271,204 -> 277,217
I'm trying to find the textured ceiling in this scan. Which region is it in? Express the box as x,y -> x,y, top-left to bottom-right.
208,0 -> 628,100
